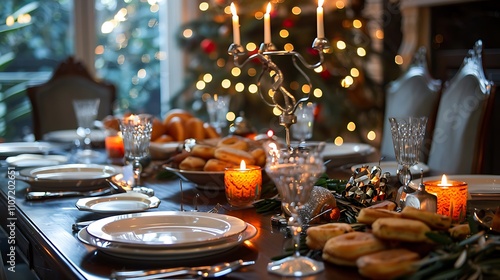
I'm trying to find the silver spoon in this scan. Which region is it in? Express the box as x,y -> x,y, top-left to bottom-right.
110,259 -> 255,280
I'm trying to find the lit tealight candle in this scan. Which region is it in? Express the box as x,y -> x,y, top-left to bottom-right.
230,3 -> 241,45
264,2 -> 272,44
224,160 -> 262,208
105,131 -> 124,159
425,174 -> 468,222
317,0 -> 325,38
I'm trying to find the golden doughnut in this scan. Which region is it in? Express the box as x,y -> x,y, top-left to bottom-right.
401,206 -> 452,230
186,117 -> 205,140
179,156 -> 206,171
203,122 -> 220,139
372,217 -> 431,242
203,158 -> 234,172
214,147 -> 255,165
449,224 -> 470,240
356,249 -> 420,279
165,116 -> 186,142
217,135 -> 249,151
152,134 -> 174,143
163,109 -> 194,126
322,232 -> 386,266
250,147 -> 266,167
306,223 -> 353,250
151,117 -> 167,141
190,144 -> 216,160
356,208 -> 402,225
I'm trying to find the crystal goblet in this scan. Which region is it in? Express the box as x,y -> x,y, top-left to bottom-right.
265,141 -> 325,277
291,102 -> 316,143
73,98 -> 100,163
389,116 -> 427,208
119,114 -> 153,189
206,94 -> 230,134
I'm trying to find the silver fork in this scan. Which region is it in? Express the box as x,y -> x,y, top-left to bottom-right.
110,259 -> 255,280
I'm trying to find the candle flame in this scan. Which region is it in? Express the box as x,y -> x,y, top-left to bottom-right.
230,2 -> 237,16
441,174 -> 448,185
240,160 -> 247,170
267,129 -> 274,138
318,0 -> 324,8
266,2 -> 271,14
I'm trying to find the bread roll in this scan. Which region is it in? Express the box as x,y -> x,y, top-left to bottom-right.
401,206 -> 452,230
357,208 -> 402,225
357,249 -> 419,279
306,223 -> 353,250
372,217 -> 431,242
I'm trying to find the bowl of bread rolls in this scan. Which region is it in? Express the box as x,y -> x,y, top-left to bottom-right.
164,134 -> 267,190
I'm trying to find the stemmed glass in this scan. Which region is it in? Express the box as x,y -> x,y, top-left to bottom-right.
119,114 -> 153,189
265,142 -> 325,277
72,98 -> 100,163
291,102 -> 316,143
389,116 -> 427,209
206,94 -> 230,134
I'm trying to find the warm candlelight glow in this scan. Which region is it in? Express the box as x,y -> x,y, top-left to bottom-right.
264,2 -> 271,44
425,175 -> 468,223
105,131 -> 124,159
438,174 -> 452,186
224,161 -> 262,208
267,129 -> 274,138
230,3 -> 241,45
317,0 -> 325,38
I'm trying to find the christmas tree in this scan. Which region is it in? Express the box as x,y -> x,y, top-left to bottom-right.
172,0 -> 387,144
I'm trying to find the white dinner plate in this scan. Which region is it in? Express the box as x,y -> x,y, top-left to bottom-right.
421,175 -> 500,200
43,129 -> 106,143
0,142 -> 59,158
6,154 -> 68,167
86,211 -> 248,248
76,192 -> 161,214
322,142 -> 376,159
18,163 -> 121,191
78,223 -> 257,260
350,161 -> 429,177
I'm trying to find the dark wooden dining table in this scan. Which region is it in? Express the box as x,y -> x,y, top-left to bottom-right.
0,161 -> 366,280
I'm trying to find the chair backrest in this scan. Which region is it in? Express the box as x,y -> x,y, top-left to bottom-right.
380,47 -> 442,162
27,57 -> 116,140
427,40 -> 495,175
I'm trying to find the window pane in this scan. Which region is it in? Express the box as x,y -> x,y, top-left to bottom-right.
0,0 -> 72,140
94,0 -> 161,116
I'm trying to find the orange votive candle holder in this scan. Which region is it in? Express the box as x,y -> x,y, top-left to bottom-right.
105,131 -> 124,159
425,175 -> 468,223
224,161 -> 262,208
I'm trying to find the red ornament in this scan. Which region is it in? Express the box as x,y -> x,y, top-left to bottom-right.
201,39 -> 216,53
282,18 -> 294,28
320,69 -> 332,80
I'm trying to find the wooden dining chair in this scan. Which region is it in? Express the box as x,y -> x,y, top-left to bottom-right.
380,47 -> 442,162
27,56 -> 116,140
427,40 -> 495,175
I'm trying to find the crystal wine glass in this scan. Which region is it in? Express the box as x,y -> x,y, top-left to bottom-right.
206,94 -> 230,134
389,116 -> 427,209
291,102 -> 316,143
119,114 -> 153,189
72,98 -> 100,163
265,141 -> 325,277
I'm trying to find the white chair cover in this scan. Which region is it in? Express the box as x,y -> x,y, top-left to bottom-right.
380,47 -> 441,161
427,40 -> 494,175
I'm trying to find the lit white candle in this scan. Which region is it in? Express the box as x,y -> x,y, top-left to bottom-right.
230,3 -> 240,45
317,0 -> 325,38
264,2 -> 271,44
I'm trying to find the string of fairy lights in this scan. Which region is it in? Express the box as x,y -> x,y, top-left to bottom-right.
180,1 -> 399,145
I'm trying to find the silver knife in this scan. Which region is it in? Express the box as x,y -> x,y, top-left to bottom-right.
26,187 -> 113,200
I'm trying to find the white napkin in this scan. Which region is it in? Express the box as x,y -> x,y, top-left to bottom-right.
6,154 -> 68,167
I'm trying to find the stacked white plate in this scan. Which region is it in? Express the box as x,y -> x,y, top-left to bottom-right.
78,211 -> 257,260
18,163 -> 121,191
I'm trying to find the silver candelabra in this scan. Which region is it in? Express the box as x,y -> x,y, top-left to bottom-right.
228,38 -> 330,148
